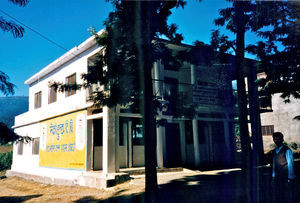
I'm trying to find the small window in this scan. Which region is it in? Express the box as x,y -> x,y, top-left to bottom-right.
32,138 -> 40,155
132,119 -> 144,145
34,91 -> 42,109
49,86 -> 57,104
261,125 -> 274,136
17,141 -> 23,155
66,73 -> 76,97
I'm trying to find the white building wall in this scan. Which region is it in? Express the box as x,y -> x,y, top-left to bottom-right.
11,123 -> 40,173
15,44 -> 101,128
261,93 -> 300,150
12,36 -> 102,177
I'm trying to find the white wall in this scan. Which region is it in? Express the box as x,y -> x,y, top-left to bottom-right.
15,44 -> 101,127
261,93 -> 300,149
12,123 -> 40,173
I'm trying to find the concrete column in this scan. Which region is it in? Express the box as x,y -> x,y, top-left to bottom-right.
191,64 -> 200,167
102,106 -> 119,174
156,125 -> 164,168
154,61 -> 165,168
128,121 -> 132,168
153,61 -> 162,97
179,121 -> 186,165
86,120 -> 93,170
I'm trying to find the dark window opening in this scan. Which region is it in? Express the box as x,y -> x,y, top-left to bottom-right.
66,73 -> 76,97
34,91 -> 42,109
261,125 -> 274,136
93,119 -> 103,146
132,118 -> 144,145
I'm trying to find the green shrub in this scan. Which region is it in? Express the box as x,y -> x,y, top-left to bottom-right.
289,142 -> 298,150
0,151 -> 12,171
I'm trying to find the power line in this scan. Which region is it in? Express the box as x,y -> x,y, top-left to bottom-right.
0,9 -> 78,56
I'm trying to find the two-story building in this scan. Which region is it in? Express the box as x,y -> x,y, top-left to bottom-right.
8,31 -> 241,188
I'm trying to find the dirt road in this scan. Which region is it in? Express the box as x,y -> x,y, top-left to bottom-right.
0,167 -> 299,202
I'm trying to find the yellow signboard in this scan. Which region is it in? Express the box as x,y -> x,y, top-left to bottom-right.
39,110 -> 87,170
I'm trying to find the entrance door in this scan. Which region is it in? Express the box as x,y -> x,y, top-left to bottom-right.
165,123 -> 181,167
119,118 -> 144,168
93,119 -> 103,170
198,120 -> 226,166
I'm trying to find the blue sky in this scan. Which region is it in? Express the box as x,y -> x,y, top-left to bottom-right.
0,0 -> 254,97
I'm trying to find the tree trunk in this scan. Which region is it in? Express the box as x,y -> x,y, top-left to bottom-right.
135,2 -> 158,202
235,1 -> 252,202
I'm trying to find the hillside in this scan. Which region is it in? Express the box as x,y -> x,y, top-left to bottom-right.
0,96 -> 28,128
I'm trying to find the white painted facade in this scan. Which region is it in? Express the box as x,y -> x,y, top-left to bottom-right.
260,94 -> 300,150
9,33 -> 238,187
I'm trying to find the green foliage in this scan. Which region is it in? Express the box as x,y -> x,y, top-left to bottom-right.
80,1 -> 186,110
0,122 -> 31,145
246,1 -> 300,101
289,142 -> 298,150
0,151 -> 12,171
0,0 -> 29,38
0,0 -> 29,96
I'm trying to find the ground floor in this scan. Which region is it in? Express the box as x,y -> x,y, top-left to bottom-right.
10,106 -> 237,188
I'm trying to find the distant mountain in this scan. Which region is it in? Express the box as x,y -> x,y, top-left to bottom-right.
0,96 -> 28,128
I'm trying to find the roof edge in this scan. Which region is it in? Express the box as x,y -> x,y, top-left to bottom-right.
25,29 -> 105,85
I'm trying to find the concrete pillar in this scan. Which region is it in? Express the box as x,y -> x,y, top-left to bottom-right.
153,61 -> 162,97
86,120 -> 93,170
154,61 -> 165,168
128,121 -> 132,168
102,106 -> 119,174
156,125 -> 164,168
179,121 -> 186,165
191,64 -> 200,167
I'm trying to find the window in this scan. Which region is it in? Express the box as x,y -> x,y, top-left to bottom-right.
49,86 -> 57,104
261,125 -> 274,136
163,77 -> 178,115
17,141 -> 23,155
34,91 -> 42,109
66,73 -> 76,97
32,138 -> 40,155
132,119 -> 144,145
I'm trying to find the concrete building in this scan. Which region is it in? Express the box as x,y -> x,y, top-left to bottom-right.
8,32 -> 240,188
260,93 -> 300,150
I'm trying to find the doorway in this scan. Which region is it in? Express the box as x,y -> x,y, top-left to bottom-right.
165,123 -> 182,167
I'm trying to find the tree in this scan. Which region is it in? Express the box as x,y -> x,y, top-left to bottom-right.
0,0 -> 29,96
0,122 -> 30,145
246,1 -> 300,102
212,1 -> 266,201
57,1 -> 185,202
213,1 -> 300,201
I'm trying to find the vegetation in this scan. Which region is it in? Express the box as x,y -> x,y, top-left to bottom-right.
0,151 -> 12,171
0,0 -> 29,96
0,122 -> 31,145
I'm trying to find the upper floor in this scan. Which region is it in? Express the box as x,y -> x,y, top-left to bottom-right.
14,33 -> 239,128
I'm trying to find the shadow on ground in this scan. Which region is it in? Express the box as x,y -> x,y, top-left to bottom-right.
74,161 -> 300,203
0,194 -> 42,202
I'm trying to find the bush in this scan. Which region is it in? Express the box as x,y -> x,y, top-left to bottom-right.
289,142 -> 298,150
0,151 -> 12,171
